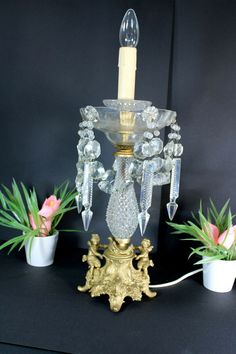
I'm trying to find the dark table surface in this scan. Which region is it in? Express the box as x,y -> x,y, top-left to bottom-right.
0,245 -> 235,354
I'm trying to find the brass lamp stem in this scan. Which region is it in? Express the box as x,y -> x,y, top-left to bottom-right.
114,145 -> 133,157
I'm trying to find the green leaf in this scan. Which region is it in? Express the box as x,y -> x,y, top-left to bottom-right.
0,235 -> 26,252
12,179 -> 29,226
20,182 -> 40,229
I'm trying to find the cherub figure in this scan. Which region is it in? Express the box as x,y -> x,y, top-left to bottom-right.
78,234 -> 104,292
82,234 -> 103,279
136,238 -> 154,277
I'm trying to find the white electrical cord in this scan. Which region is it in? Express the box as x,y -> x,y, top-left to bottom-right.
149,268 -> 202,288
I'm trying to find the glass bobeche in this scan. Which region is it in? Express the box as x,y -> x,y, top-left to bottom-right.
80,100 -> 176,147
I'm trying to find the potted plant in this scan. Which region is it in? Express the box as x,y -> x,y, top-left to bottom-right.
0,180 -> 77,267
168,200 -> 236,293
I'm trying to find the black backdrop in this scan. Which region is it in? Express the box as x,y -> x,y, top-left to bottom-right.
0,1 -> 236,354
0,0 -> 236,267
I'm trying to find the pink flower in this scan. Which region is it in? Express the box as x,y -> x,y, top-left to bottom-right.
202,222 -> 236,250
38,195 -> 61,218
29,213 -> 52,236
203,222 -> 219,244
218,226 -> 236,250
29,195 -> 60,237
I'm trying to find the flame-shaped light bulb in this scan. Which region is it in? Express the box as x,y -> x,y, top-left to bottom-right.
118,9 -> 139,99
119,9 -> 139,48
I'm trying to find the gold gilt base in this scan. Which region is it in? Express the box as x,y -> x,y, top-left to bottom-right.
78,234 -> 157,312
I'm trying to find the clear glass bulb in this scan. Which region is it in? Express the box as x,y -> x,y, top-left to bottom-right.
119,9 -> 139,47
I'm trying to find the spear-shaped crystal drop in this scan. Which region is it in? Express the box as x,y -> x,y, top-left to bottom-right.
82,208 -> 93,231
138,211 -> 150,236
138,161 -> 154,236
167,202 -> 178,221
167,158 -> 181,220
82,162 -> 93,230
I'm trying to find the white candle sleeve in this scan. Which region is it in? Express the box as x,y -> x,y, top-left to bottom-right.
118,47 -> 137,99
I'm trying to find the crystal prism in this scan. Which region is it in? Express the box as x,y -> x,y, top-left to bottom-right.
169,158 -> 181,200
153,172 -> 170,186
84,140 -> 101,160
138,211 -> 150,236
150,157 -> 164,172
82,209 -> 93,231
91,161 -> 105,180
174,143 -> 183,157
141,106 -> 159,129
171,123 -> 181,131
154,130 -> 160,136
163,157 -> 173,172
98,180 -> 114,194
168,133 -> 179,140
82,106 -> 99,122
164,141 -> 175,157
98,169 -> 115,193
102,169 -> 115,183
143,131 -> 153,140
75,174 -> 83,188
129,159 -> 143,178
140,162 -> 154,212
142,142 -> 153,157
156,111 -> 176,130
166,202 -> 178,220
77,139 -> 89,158
82,162 -> 93,209
78,128 -> 95,140
76,161 -> 84,172
150,138 -> 163,155
133,141 -> 144,158
79,121 -> 94,129
138,161 -> 154,235
134,141 -> 155,159
75,194 -> 82,214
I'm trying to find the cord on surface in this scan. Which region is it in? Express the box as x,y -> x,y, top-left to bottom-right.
149,268 -> 202,288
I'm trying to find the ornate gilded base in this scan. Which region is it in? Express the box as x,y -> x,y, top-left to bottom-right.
78,234 -> 157,312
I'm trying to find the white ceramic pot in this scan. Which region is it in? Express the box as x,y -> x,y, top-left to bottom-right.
25,231 -> 59,267
203,257 -> 236,293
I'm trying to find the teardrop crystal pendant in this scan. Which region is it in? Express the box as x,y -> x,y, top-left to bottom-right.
106,156 -> 139,239
82,208 -> 93,231
166,202 -> 178,221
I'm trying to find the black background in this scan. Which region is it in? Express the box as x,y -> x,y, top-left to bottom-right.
0,0 -> 236,353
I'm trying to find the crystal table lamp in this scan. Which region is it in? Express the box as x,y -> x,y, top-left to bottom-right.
76,10 -> 183,312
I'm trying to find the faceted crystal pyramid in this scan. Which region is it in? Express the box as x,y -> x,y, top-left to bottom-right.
166,202 -> 178,220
